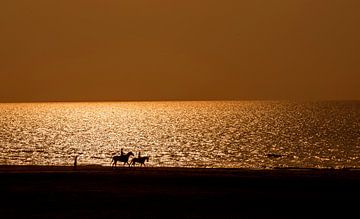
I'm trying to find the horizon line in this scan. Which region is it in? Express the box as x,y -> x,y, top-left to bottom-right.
0,98 -> 359,104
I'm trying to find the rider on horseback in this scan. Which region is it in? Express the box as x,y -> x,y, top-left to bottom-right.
112,151 -> 134,167
131,151 -> 149,167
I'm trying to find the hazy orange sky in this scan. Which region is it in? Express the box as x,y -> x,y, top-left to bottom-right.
1,0 -> 359,102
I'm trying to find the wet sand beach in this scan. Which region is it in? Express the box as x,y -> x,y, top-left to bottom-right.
1,166 -> 359,218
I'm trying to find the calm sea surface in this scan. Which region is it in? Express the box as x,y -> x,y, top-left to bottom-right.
0,101 -> 359,169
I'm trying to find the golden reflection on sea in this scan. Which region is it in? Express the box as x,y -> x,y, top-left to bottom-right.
0,101 -> 359,169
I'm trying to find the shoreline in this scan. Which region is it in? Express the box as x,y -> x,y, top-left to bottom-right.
1,165 -> 360,218
1,164 -> 360,174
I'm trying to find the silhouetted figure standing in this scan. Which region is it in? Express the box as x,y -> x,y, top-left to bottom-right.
138,152 -> 141,158
74,156 -> 78,170
121,148 -> 124,156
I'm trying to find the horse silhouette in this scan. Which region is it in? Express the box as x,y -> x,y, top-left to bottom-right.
131,156 -> 149,167
111,152 -> 134,167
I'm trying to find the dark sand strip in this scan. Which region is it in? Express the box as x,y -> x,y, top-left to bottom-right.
1,166 -> 359,218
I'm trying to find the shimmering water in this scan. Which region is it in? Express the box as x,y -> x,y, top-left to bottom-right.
0,101 -> 359,168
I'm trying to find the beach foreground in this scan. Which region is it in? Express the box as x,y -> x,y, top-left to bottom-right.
1,166 -> 359,218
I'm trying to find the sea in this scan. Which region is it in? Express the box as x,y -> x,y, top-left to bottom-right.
0,101 -> 359,169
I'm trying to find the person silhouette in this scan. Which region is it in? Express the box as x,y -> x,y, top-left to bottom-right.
74,155 -> 78,170
138,152 -> 141,158
121,148 -> 124,156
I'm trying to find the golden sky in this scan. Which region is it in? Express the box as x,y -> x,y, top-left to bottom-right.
1,0 -> 359,102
